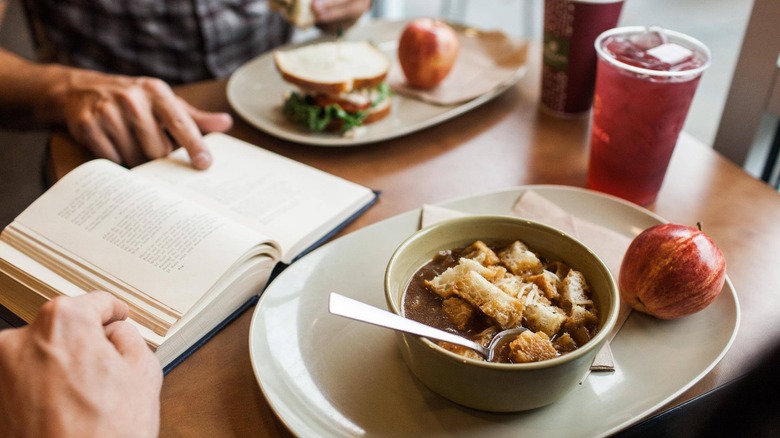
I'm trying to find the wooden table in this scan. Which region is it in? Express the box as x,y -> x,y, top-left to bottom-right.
48,44 -> 780,436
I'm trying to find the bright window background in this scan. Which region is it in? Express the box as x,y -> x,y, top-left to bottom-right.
373,0 -> 755,151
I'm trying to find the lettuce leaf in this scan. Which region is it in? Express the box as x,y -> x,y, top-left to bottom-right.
282,83 -> 391,133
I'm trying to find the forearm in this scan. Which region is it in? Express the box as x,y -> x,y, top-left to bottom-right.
0,48 -> 73,129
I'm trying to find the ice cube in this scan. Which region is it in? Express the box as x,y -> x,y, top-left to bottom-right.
606,38 -> 666,71
628,29 -> 666,50
646,43 -> 694,66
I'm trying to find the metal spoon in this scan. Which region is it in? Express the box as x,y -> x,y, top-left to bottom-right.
328,293 -> 527,362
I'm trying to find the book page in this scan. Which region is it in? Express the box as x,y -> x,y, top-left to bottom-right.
12,160 -> 274,315
132,133 -> 375,262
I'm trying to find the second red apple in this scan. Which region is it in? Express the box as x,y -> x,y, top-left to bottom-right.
398,18 -> 460,89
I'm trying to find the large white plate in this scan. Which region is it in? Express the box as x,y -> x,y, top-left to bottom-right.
248,185 -> 739,437
226,20 -> 527,146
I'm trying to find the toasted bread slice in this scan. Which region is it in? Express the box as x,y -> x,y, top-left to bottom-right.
274,41 -> 389,94
361,96 -> 392,124
270,0 -> 315,28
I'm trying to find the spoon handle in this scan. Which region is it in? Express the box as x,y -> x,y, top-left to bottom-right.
328,293 -> 486,355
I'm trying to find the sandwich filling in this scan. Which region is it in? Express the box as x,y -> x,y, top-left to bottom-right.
283,82 -> 391,132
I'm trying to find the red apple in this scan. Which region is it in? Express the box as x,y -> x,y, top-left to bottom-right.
618,223 -> 726,319
398,18 -> 460,89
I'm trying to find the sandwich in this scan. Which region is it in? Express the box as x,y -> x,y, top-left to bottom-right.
270,0 -> 315,28
273,40 -> 392,133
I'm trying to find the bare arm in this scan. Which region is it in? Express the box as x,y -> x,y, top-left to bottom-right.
0,48 -> 232,169
0,48 -> 63,129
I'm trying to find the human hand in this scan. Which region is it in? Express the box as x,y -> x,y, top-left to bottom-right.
50,67 -> 233,169
0,292 -> 162,438
312,0 -> 372,33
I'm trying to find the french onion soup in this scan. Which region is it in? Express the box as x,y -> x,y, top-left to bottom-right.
402,239 -> 600,363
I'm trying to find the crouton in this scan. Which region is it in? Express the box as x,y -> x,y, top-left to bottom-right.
526,270 -> 562,301
566,304 -> 599,328
560,269 -> 593,312
437,342 -> 484,361
452,270 -> 524,329
553,332 -> 578,353
493,275 -> 535,300
473,326 -> 499,346
441,297 -> 475,330
513,282 -> 553,312
499,240 -> 543,275
523,301 -> 567,337
546,260 -> 570,279
462,240 -> 500,266
563,305 -> 599,346
424,258 -> 505,299
508,330 -> 558,363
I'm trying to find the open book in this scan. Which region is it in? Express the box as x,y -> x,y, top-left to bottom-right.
0,133 -> 377,369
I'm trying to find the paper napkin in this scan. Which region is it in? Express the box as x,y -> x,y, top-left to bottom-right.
388,29 -> 529,106
420,190 -> 635,372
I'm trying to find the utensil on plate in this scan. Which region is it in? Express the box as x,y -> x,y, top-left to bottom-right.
328,292 -> 526,362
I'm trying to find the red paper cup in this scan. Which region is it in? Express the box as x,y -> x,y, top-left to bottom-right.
541,0 -> 624,117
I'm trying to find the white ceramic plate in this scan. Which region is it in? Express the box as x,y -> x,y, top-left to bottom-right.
248,185 -> 739,437
226,20 -> 527,146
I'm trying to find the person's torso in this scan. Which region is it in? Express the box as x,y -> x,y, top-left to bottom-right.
23,0 -> 293,84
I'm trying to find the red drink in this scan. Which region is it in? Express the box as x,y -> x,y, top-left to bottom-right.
587,27 -> 710,205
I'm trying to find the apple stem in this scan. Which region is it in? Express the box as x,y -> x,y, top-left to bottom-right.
696,221 -> 703,231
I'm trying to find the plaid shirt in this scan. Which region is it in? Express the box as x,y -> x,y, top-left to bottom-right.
23,0 -> 293,84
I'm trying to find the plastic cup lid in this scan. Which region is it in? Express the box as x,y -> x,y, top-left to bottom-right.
594,26 -> 712,78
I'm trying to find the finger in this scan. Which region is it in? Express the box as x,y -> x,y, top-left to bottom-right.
142,81 -> 213,169
105,321 -> 163,391
104,320 -> 151,359
313,0 -> 367,22
68,107 -> 123,163
77,291 -> 130,326
116,82 -> 173,167
35,292 -> 129,339
94,97 -> 146,166
155,124 -> 176,156
182,99 -> 233,134
313,0 -> 352,15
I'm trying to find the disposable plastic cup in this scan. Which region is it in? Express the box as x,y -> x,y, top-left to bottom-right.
587,26 -> 711,206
